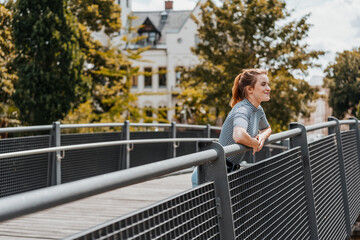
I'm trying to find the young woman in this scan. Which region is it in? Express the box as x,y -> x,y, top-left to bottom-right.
192,68 -> 272,186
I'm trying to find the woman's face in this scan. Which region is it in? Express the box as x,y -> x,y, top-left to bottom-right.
251,74 -> 271,102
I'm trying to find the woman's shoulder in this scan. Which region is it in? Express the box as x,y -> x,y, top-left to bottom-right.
232,101 -> 253,115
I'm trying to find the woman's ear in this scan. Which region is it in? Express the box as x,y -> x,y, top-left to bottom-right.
246,85 -> 253,94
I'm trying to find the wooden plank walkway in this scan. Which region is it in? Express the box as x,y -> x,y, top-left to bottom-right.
0,172 -> 193,240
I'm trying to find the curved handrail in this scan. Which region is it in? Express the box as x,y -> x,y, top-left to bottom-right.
1,119 -> 357,159
0,125 -> 53,133
0,138 -> 218,159
0,122 -> 222,132
0,148 -> 219,222
0,119 -> 357,133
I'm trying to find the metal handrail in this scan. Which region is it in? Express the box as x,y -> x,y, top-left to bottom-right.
60,123 -> 125,129
0,138 -> 218,159
339,119 -> 357,125
0,148 -> 219,222
0,119 -> 355,133
0,119 -> 356,160
0,125 -> 53,133
0,122 -> 222,132
305,121 -> 337,132
223,128 -> 301,157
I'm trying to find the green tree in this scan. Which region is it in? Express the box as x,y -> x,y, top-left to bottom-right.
63,14 -> 148,125
324,48 -> 360,119
12,0 -> 84,125
0,1 -> 20,130
177,0 -> 323,132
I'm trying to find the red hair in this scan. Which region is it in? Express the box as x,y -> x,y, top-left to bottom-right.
230,68 -> 268,108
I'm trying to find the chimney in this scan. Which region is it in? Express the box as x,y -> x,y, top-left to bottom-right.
165,1 -> 173,10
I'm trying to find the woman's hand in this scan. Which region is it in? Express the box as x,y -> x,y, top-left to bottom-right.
253,127 -> 272,154
233,126 -> 271,155
256,134 -> 266,152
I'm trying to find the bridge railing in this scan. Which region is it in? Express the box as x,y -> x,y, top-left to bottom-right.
0,118 -> 359,239
0,121 -> 228,197
0,121 -> 285,198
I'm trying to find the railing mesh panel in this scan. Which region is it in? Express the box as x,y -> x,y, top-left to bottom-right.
69,182 -> 220,240
228,147 -> 311,240
130,132 -> 170,167
61,132 -> 122,183
341,130 -> 360,225
177,131 -> 207,157
308,134 -> 347,240
0,135 -> 49,197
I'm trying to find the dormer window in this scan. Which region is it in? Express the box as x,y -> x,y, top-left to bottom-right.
137,17 -> 161,47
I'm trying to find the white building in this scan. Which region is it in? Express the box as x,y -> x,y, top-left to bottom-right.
122,0 -> 204,122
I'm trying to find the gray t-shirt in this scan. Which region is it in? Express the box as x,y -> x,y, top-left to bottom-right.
219,98 -> 270,164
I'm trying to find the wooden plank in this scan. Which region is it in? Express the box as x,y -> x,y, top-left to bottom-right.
0,172 -> 193,239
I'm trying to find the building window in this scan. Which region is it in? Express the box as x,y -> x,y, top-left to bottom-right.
138,32 -> 158,46
158,67 -> 167,88
158,106 -> 168,123
126,0 -> 129,8
144,67 -> 152,88
132,75 -> 138,88
175,66 -> 184,85
144,106 -> 153,123
117,0 -> 120,5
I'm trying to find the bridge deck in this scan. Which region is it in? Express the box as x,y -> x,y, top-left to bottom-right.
0,172 -> 193,240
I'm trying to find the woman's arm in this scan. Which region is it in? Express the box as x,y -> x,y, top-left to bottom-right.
233,126 -> 260,155
256,126 -> 272,151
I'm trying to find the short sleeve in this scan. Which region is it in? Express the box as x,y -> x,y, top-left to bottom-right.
259,108 -> 270,130
233,106 -> 251,129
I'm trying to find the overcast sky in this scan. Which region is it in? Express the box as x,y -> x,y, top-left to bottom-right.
132,0 -> 360,80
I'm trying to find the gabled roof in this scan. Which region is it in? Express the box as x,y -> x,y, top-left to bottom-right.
132,10 -> 192,44
137,17 -> 161,37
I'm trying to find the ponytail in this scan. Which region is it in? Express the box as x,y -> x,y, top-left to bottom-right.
230,73 -> 242,108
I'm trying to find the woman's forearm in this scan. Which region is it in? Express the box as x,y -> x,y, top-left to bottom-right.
259,127 -> 272,140
233,126 -> 259,149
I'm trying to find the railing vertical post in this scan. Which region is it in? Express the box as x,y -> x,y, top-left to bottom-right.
49,121 -> 61,186
169,122 -> 177,158
328,117 -> 351,238
349,117 -> 360,165
198,141 -> 236,240
289,122 -> 319,240
205,124 -> 211,138
121,120 -> 130,169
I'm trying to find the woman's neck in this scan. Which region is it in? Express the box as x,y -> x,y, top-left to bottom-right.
246,96 -> 260,108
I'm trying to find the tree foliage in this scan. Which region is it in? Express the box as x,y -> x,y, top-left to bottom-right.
12,0 -> 84,125
0,1 -> 20,129
324,48 -> 360,119
63,12 -> 148,125
177,0 -> 323,132
10,0 -> 143,126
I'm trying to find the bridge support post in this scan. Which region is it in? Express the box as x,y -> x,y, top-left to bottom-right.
205,124 -> 211,138
49,121 -> 61,186
121,120 -> 130,169
169,122 -> 177,158
349,117 -> 360,165
328,117 -> 352,238
198,141 -> 236,240
289,122 -> 319,240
